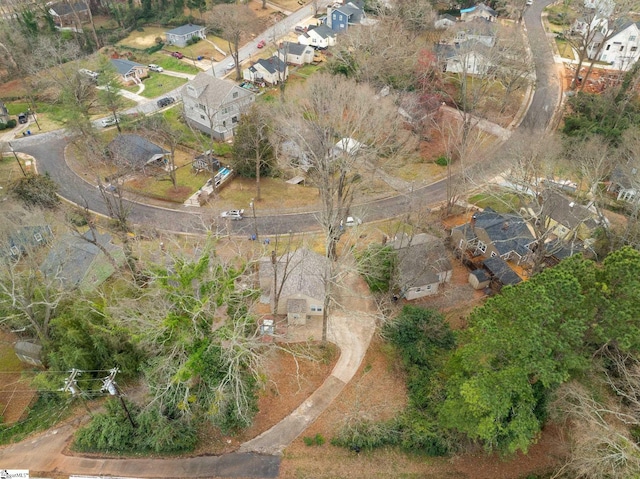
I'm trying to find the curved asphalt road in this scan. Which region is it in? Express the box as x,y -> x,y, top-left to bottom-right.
11,0 -> 560,237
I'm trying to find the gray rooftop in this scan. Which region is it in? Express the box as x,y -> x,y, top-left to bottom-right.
260,248 -> 329,302
256,57 -> 287,74
391,233 -> 452,288
540,189 -> 598,231
182,72 -> 253,108
483,256 -> 521,286
280,41 -> 312,56
49,1 -> 88,15
166,24 -> 205,36
107,134 -> 169,168
307,24 -> 336,39
110,58 -> 144,76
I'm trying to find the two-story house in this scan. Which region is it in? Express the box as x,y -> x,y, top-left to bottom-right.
298,25 -> 337,49
460,3 -> 497,23
181,72 -> 255,140
435,41 -> 494,75
165,24 -> 207,47
451,208 -> 535,263
588,20 -> 640,70
326,2 -> 365,32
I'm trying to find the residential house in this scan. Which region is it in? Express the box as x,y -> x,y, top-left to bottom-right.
181,72 -> 255,140
482,256 -> 522,289
453,28 -> 496,47
608,162 -> 640,202
326,2 -> 365,32
586,19 -> 640,70
435,14 -> 458,29
107,134 -> 170,171
435,41 -> 494,75
451,208 -> 535,263
0,100 -> 9,124
460,3 -> 497,22
526,189 -> 600,242
242,57 -> 288,85
277,42 -> 315,66
298,25 -> 337,49
165,24 -> 207,47
40,231 -> 125,291
3,225 -> 53,260
390,233 -> 453,300
48,1 -> 90,27
259,248 -> 329,324
333,137 -> 366,157
110,58 -> 146,83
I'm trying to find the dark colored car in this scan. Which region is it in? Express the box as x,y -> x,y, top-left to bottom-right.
171,52 -> 184,59
17,113 -> 27,124
157,97 -> 175,108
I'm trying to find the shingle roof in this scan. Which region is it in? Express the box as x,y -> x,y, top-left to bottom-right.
454,208 -> 534,257
110,58 -> 144,76
483,256 -> 521,285
280,41 -> 312,56
166,24 -> 205,36
307,24 -> 335,39
256,57 -> 287,74
541,190 -> 598,231
260,248 -> 329,302
107,134 -> 168,167
49,1 -> 88,16
391,233 -> 452,288
182,72 -> 251,108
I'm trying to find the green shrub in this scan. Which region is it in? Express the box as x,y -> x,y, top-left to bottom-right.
331,419 -> 398,450
11,173 -> 60,209
303,433 -> 325,446
7,119 -> 16,128
356,244 -> 396,293
435,155 -> 450,166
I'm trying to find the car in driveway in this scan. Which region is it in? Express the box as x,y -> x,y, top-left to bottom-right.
17,113 -> 27,124
257,39 -> 266,48
221,209 -> 244,220
171,52 -> 184,59
99,114 -> 120,128
148,64 -> 163,72
157,97 -> 175,108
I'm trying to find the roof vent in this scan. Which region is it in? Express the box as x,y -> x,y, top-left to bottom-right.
569,202 -> 575,208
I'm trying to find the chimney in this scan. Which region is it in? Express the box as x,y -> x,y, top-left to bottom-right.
470,214 -> 477,231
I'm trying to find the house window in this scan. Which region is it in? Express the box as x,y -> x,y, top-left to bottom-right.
332,13 -> 336,19
232,116 -> 238,124
10,246 -> 19,257
620,45 -> 625,51
491,251 -> 497,257
459,239 -> 464,249
223,120 -> 227,127
426,284 -> 432,290
34,233 -> 43,242
311,305 -> 322,312
606,44 -> 611,50
221,108 -> 228,114
631,36 -> 637,41
632,46 -> 638,52
477,241 -> 487,253
198,103 -> 206,111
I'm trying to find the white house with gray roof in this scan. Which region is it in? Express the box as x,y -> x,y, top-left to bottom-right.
110,58 -> 145,83
587,20 -> 640,70
165,24 -> 207,47
259,248 -> 329,324
181,72 -> 255,140
297,25 -> 337,49
243,57 -> 288,85
277,42 -> 315,65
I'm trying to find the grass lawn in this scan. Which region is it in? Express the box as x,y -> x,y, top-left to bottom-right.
555,38 -> 575,60
294,63 -> 324,77
149,55 -> 200,74
125,74 -> 187,98
468,191 -> 522,213
0,155 -> 24,199
125,164 -> 205,203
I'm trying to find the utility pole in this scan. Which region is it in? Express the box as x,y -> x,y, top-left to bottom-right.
61,369 -> 93,416
250,198 -> 259,241
7,142 -> 26,177
101,368 -> 136,428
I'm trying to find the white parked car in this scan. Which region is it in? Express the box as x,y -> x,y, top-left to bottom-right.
79,68 -> 99,80
99,115 -> 120,127
342,216 -> 362,227
148,64 -> 163,72
226,61 -> 235,71
221,209 -> 244,220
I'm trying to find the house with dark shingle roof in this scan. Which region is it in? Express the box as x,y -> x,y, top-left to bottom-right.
482,256 -> 522,288
259,248 -> 329,324
107,134 -> 170,171
48,1 -> 90,27
40,231 -> 125,291
181,72 -> 255,140
277,42 -> 315,66
390,233 -> 453,300
110,58 -> 145,82
435,14 -> 458,29
166,24 -> 207,47
451,208 -> 535,263
3,225 -> 53,260
243,57 -> 288,85
608,161 -> 640,203
460,3 -> 497,22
